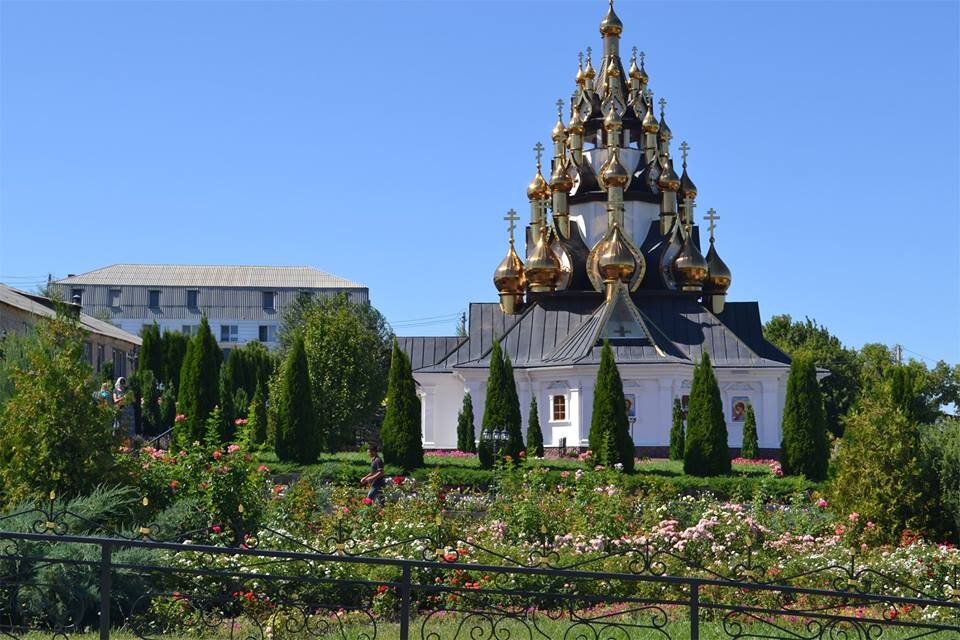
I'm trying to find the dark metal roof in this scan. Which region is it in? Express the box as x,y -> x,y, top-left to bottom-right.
717,302 -> 791,365
396,336 -> 464,371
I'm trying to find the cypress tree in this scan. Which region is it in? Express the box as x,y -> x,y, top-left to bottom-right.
780,356 -> 829,480
456,392 -> 476,452
159,381 -> 177,433
379,340 -> 424,471
248,383 -> 268,446
275,335 -> 318,464
139,322 -> 164,378
162,331 -> 189,392
741,403 -> 759,459
669,398 -> 685,461
501,355 -> 524,460
683,352 -> 731,476
527,397 -> 544,458
479,340 -> 506,469
218,366 -> 235,442
589,341 -> 635,472
175,317 -> 221,446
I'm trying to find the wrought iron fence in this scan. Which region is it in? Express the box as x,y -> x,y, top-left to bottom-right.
1,499 -> 959,640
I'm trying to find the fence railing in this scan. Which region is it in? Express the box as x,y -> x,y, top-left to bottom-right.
2,526 -> 959,640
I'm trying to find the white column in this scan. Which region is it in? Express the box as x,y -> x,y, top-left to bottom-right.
419,386 -> 435,448
578,378 -> 593,447
760,378 -> 780,450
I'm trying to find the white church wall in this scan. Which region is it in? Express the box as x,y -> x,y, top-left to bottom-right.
416,373 -> 465,450
569,200 -> 660,249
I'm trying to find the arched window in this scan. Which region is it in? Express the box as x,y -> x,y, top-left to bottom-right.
551,394 -> 567,422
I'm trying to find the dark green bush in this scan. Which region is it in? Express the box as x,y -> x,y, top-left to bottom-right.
588,341 -> 634,471
526,397 -> 544,458
683,352 -> 731,476
275,335 -> 319,464
741,403 -> 759,459
780,356 -> 829,480
380,340 -> 424,472
456,392 -> 476,453
668,398 -> 685,461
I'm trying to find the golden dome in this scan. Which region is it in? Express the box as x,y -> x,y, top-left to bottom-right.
584,53 -> 596,80
525,226 -> 561,289
642,99 -> 659,133
658,113 -> 672,143
598,223 -> 635,283
704,241 -> 731,294
599,0 -> 623,37
526,167 -> 551,201
603,105 -> 622,131
657,154 -> 681,191
600,148 -> 629,188
680,165 -> 698,199
672,231 -> 708,290
576,58 -> 586,85
605,58 -> 620,78
552,111 -> 567,142
551,158 -> 574,192
629,56 -> 641,80
567,107 -> 584,135
494,242 -> 525,294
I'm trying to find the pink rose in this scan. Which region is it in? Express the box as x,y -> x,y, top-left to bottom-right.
212,450 -> 222,460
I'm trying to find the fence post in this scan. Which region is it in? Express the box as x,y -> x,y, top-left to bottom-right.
689,581 -> 699,640
399,563 -> 411,640
99,542 -> 113,640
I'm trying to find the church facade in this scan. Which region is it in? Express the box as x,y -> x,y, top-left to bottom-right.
399,2 -> 791,456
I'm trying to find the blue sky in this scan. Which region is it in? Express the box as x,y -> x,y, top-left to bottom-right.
1,1 -> 957,365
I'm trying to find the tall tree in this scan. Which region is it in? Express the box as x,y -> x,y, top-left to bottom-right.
740,403 -> 759,459
0,309 -> 114,506
683,352 -> 731,476
763,315 -> 860,437
379,340 -> 423,471
247,382 -> 268,446
175,317 -> 221,447
501,355 -> 524,460
526,397 -> 544,458
161,330 -> 189,392
780,356 -> 830,480
139,323 -> 164,378
456,392 -> 476,453
668,398 -> 685,461
274,335 -> 319,463
479,340 -> 521,468
589,341 -> 635,472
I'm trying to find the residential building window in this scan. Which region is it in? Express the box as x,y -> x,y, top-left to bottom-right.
186,289 -> 199,309
71,288 -> 83,304
109,289 -> 121,308
259,324 -> 277,342
148,290 -> 161,308
220,325 -> 239,343
181,324 -> 196,336
551,395 -> 567,422
262,291 -> 276,311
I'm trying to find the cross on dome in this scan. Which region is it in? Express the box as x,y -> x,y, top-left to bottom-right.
679,141 -> 690,165
533,141 -> 545,167
504,209 -> 520,244
704,208 -> 720,241
556,98 -> 565,116
658,96 -> 667,115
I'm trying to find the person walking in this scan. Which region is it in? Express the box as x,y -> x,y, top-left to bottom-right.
360,444 -> 386,504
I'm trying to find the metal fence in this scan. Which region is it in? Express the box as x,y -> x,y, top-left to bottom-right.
1,500 -> 959,640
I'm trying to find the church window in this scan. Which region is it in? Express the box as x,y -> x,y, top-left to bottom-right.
551,394 -> 567,421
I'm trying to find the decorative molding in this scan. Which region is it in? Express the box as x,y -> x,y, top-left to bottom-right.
547,380 -> 570,390
722,382 -> 757,391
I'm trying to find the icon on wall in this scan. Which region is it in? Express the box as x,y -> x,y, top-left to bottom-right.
731,396 -> 749,422
624,394 -> 636,418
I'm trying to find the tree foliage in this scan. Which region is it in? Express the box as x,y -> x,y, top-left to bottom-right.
274,335 -> 319,464
278,292 -> 390,451
683,352 -> 731,476
588,341 -> 635,472
479,340 -> 522,468
248,383 -> 268,446
668,398 -> 685,461
161,330 -> 189,392
0,309 -> 115,506
139,323 -> 164,380
456,392 -> 476,453
741,403 -> 759,459
780,356 -> 829,481
379,340 -> 423,472
175,317 -> 222,447
526,397 -> 544,458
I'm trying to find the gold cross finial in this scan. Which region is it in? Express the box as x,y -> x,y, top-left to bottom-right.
578,50 -> 584,69
704,208 -> 719,241
679,140 -> 690,166
631,46 -> 637,63
504,209 -> 520,244
556,98 -> 564,117
586,46 -> 593,63
639,50 -> 646,66
533,142 -> 545,167
658,97 -> 667,118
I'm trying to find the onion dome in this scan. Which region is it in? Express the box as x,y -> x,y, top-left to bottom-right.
551,158 -> 574,192
679,143 -> 698,199
576,54 -> 586,85
494,242 -> 525,294
525,226 -> 562,290
629,54 -> 642,81
527,166 -> 551,201
584,51 -> 596,81
657,154 -> 680,191
598,223 -> 635,283
605,58 -> 620,78
658,112 -> 672,144
599,0 -> 623,37
672,230 -> 708,290
603,104 -> 622,131
568,105 -> 585,135
600,147 -> 629,188
703,240 -> 731,294
642,97 -> 659,133
552,105 -> 567,142
637,56 -> 649,86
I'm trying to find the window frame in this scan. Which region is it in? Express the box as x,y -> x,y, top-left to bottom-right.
109,288 -> 121,308
258,324 -> 277,343
550,394 -> 568,423
220,324 -> 239,343
148,289 -> 161,309
262,291 -> 276,312
70,288 -> 83,305
186,289 -> 199,309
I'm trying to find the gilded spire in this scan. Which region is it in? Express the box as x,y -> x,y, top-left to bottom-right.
679,140 -> 698,199
494,209 -> 525,314
551,98 -> 567,143
525,225 -> 562,293
526,142 -> 550,202
672,217 -> 708,292
641,90 -> 659,133
599,0 -> 624,37
703,208 -> 732,297
576,51 -> 586,85
584,47 -> 596,82
657,97 -> 672,145
598,222 -> 636,285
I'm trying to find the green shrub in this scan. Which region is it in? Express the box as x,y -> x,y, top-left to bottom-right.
683,352 -> 731,476
921,416 -> 960,539
668,398 -> 685,461
275,335 -> 319,464
479,340 -> 521,468
741,403 -> 759,459
175,317 -> 221,447
247,383 -> 268,446
780,356 -> 829,480
379,340 -> 424,472
588,341 -> 634,471
456,392 -> 476,453
527,397 -> 544,458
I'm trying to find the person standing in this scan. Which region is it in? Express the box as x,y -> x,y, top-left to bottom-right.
360,444 -> 386,504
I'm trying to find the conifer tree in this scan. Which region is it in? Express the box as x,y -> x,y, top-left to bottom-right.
219,366 -> 236,441
139,322 -> 164,378
501,355 -> 524,460
479,340 -> 505,468
741,403 -> 759,459
275,335 -> 318,463
669,398 -> 685,461
527,397 -> 544,458
379,340 -> 424,471
683,352 -> 731,476
248,383 -> 268,446
456,392 -> 476,452
162,331 -> 189,392
589,341 -> 635,472
175,317 -> 221,446
780,356 -> 829,480
159,381 -> 177,433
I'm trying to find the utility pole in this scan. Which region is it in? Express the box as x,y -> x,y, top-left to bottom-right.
894,344 -> 903,365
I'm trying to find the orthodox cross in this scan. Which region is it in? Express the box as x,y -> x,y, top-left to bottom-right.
586,46 -> 593,64
631,46 -> 638,63
613,324 -> 631,338
644,88 -> 653,106
639,50 -> 646,67
556,98 -> 565,118
704,208 -> 720,241
533,141 -> 545,167
578,51 -> 584,68
679,141 -> 690,166
658,96 -> 667,116
504,209 -> 520,244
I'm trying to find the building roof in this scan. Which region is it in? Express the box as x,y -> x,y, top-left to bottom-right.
0,284 -> 142,346
56,264 -> 366,289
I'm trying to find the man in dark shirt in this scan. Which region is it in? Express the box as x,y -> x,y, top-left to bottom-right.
360,444 -> 386,504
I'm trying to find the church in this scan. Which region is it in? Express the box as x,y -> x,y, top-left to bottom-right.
399,1 -> 791,456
